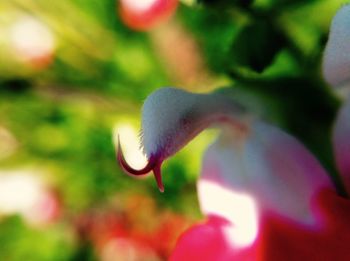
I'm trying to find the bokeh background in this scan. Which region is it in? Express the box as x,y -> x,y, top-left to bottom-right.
0,0 -> 346,260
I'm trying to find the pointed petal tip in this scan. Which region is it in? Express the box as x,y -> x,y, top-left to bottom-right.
153,163 -> 165,193
117,135 -> 166,192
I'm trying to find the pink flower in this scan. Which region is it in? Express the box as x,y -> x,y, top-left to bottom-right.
118,0 -> 178,31
118,5 -> 350,260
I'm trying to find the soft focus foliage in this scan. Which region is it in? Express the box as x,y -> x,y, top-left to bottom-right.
0,0 -> 348,260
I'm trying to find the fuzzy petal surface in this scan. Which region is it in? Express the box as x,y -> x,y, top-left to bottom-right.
333,97 -> 350,194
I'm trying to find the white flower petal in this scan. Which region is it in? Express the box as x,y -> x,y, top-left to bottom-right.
199,121 -> 333,225
197,179 -> 259,247
333,97 -> 350,194
323,5 -> 350,88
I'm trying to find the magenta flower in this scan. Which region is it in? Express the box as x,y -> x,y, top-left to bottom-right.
118,5 -> 350,260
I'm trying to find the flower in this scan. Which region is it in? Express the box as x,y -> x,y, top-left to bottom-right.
323,4 -> 350,193
10,16 -> 56,69
117,4 -> 350,260
0,170 -> 61,225
118,0 -> 178,31
74,194 -> 189,261
119,87 -> 345,260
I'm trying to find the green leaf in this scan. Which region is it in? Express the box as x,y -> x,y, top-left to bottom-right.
197,0 -> 254,8
230,19 -> 285,72
179,5 -> 241,73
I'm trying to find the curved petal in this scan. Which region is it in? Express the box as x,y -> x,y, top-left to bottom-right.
129,87 -> 246,191
333,97 -> 350,194
141,87 -> 246,159
323,5 -> 350,88
199,121 -> 334,226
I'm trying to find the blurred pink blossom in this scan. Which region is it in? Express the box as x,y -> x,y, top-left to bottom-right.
118,0 -> 178,31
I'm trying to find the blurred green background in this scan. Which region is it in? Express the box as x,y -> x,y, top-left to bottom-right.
0,0 -> 346,260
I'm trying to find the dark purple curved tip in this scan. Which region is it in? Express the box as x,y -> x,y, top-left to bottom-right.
117,135 -> 165,192
153,164 -> 164,193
